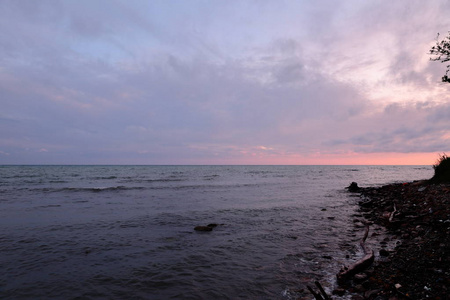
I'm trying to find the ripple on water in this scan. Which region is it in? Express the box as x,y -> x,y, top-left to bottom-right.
1,165 -> 431,299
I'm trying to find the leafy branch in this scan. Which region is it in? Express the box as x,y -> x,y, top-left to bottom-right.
429,32 -> 450,83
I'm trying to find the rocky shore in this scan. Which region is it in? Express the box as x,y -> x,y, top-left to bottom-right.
343,181 -> 450,300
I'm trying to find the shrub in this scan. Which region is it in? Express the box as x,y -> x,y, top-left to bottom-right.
431,153 -> 450,182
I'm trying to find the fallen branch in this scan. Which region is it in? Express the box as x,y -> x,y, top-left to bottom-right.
337,225 -> 374,284
307,285 -> 323,300
307,281 -> 329,300
315,281 -> 330,300
389,203 -> 398,223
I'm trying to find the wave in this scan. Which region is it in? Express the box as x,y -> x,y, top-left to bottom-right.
39,204 -> 61,208
4,182 -> 256,194
89,176 -> 118,180
170,183 -> 260,190
203,175 -> 219,180
118,178 -> 187,184
25,186 -> 147,193
245,170 -> 274,174
3,174 -> 42,179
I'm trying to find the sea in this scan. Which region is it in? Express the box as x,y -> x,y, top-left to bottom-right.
0,165 -> 433,300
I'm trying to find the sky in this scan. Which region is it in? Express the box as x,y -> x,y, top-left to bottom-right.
0,0 -> 449,165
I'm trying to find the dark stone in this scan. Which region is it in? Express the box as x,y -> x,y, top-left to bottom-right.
354,273 -> 368,283
364,289 -> 381,299
379,249 -> 390,257
373,296 -> 388,300
348,182 -> 360,192
362,280 -> 371,289
332,288 -> 346,296
350,284 -> 366,293
194,226 -> 213,231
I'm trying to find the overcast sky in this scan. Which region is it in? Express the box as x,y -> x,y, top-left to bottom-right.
1,0 -> 449,165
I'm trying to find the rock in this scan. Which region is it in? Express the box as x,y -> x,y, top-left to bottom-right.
350,284 -> 366,293
362,280 -> 371,289
194,226 -> 213,231
194,223 -> 220,231
364,289 -> 381,299
354,273 -> 368,282
332,288 -> 346,296
348,182 -> 360,192
373,296 -> 388,300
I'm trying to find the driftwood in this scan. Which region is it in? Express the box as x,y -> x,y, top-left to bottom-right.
337,225 -> 374,283
388,203 -> 398,223
307,281 -> 330,300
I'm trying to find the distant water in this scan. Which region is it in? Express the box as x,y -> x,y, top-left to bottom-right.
0,165 -> 433,299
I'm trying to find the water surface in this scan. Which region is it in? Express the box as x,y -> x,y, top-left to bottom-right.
0,165 -> 433,299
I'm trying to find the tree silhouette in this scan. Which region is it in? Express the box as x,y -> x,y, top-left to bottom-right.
430,32 -> 450,83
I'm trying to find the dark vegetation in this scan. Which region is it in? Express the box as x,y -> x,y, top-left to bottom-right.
429,32 -> 450,83
431,153 -> 450,182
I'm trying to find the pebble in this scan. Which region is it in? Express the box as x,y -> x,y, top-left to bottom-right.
332,288 -> 346,296
354,273 -> 368,282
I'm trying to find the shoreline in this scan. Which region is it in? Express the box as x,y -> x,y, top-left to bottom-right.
340,180 -> 450,299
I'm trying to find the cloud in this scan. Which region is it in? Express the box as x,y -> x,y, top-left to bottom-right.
327,101 -> 450,154
0,0 -> 449,164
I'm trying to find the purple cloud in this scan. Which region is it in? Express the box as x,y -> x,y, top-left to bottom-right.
0,0 -> 449,164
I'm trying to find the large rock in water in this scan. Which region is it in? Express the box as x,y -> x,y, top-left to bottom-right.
347,182 -> 360,192
194,223 -> 220,231
194,225 -> 213,231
